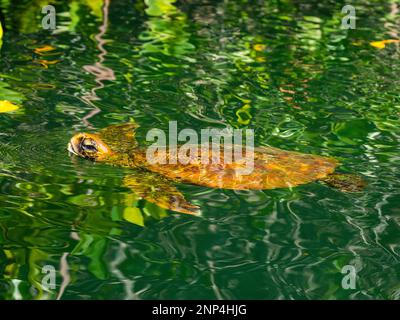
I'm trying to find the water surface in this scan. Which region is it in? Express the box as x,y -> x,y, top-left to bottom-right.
0,0 -> 400,299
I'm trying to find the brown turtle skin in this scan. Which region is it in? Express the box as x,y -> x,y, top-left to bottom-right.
68,123 -> 363,214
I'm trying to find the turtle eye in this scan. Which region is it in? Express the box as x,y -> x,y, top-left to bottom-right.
81,138 -> 98,152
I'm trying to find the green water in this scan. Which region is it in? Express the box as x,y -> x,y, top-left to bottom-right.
0,0 -> 400,300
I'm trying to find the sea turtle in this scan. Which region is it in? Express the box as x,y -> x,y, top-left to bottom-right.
68,123 -> 365,215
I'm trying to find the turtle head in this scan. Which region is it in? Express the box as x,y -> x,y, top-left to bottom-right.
68,133 -> 113,161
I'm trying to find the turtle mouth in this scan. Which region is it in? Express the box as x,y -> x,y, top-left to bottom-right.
67,141 -> 79,155
67,134 -> 87,156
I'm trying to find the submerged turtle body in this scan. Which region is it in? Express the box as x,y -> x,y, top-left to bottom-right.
68,123 -> 365,214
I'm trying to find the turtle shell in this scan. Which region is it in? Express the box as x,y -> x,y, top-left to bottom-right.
135,145 -> 338,190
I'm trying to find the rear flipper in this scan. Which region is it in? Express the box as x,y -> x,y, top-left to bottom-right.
123,171 -> 200,215
320,173 -> 366,192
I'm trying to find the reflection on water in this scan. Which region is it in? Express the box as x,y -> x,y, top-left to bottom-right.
0,0 -> 400,299
81,0 -> 115,127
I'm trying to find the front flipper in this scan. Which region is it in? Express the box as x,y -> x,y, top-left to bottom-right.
123,171 -> 200,215
321,173 -> 366,192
